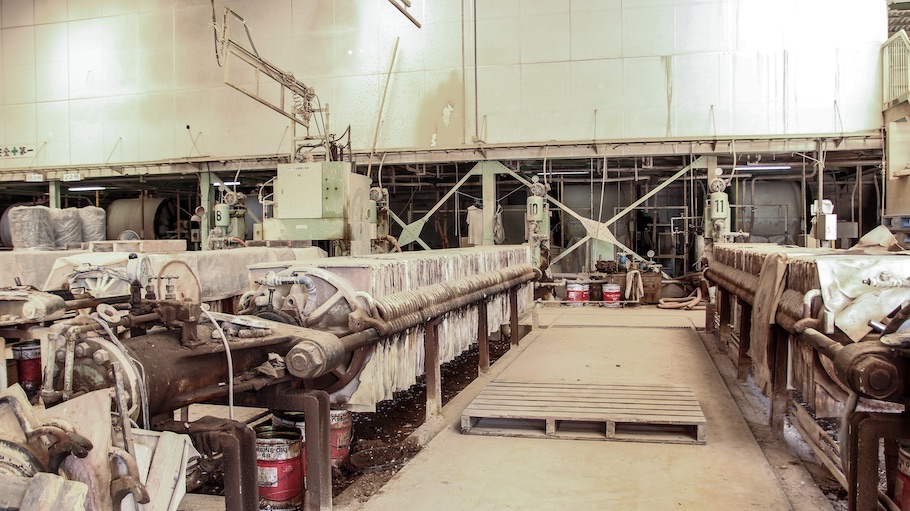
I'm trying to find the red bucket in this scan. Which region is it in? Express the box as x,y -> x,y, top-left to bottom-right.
256,426 -> 303,511
565,283 -> 589,306
272,412 -> 307,480
897,443 -> 910,509
602,284 -> 621,308
329,410 -> 352,468
12,340 -> 41,402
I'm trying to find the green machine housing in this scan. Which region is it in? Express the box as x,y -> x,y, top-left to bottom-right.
263,162 -> 372,255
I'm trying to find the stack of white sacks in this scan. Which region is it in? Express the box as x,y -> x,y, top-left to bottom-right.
8,206 -> 105,249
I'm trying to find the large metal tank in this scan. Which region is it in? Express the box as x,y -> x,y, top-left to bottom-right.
741,181 -> 802,243
105,197 -> 178,240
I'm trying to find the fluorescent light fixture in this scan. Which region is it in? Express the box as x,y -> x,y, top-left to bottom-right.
536,171 -> 590,176
68,186 -> 107,192
733,165 -> 792,171
214,181 -> 241,186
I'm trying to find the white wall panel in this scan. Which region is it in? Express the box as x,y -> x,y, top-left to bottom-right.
69,97 -> 104,163
476,0 -> 519,20
383,68 -> 464,149
136,91 -> 174,161
476,64 -> 521,142
570,5 -> 622,61
674,53 -> 729,137
789,49 -> 838,133
0,0 -> 889,167
622,5 -> 675,58
734,0 -> 786,51
622,57 -> 669,138
103,0 -> 138,18
331,73 -> 379,150
66,0 -> 103,22
3,26 -> 35,104
34,0 -> 67,25
67,19 -> 102,99
423,21 -> 461,71
675,2 -> 730,55
520,1 -> 569,64
336,26 -> 381,77
35,22 -> 67,63
520,62 -> 570,141
102,95 -> 138,163
3,103 -> 36,148
102,16 -> 139,97
840,45 -> 884,133
293,32 -> 335,79
1,0 -> 33,29
35,59 -> 67,102
568,59 -> 624,140
476,15 -> 519,67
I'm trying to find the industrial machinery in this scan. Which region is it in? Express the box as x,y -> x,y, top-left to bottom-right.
106,197 -> 179,241
0,246 -> 536,509
704,171 -> 731,244
526,176 -> 550,269
209,188 -> 248,249
706,241 -> 910,510
259,162 -> 374,256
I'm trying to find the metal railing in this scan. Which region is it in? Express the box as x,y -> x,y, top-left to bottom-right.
882,30 -> 910,108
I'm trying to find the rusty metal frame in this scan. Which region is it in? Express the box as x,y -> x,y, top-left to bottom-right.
391,159 -> 683,271
220,7 -> 314,129
845,411 -> 909,511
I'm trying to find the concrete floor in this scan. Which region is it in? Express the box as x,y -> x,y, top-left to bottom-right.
355,307 -> 800,510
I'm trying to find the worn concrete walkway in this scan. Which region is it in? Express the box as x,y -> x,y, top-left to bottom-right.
358,307 -> 795,510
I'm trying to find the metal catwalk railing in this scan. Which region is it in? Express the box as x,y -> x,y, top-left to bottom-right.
882,29 -> 910,108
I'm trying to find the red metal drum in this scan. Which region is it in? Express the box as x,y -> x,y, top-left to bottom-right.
256,426 -> 303,511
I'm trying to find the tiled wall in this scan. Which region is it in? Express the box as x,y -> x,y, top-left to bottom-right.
0,0 -> 888,168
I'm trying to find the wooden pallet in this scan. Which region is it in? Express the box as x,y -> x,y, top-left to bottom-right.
461,380 -> 706,445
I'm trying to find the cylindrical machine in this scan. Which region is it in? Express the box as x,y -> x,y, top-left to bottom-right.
255,426 -> 303,511
527,196 -> 545,223
709,191 -> 729,222
367,200 -> 378,240
705,191 -> 730,240
214,203 -> 231,229
106,197 -> 177,240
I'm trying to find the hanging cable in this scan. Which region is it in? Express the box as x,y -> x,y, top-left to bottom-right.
86,314 -> 151,429
200,306 -> 234,421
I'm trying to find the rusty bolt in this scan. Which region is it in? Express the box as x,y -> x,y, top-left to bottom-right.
867,368 -> 894,393
287,343 -> 323,377
852,354 -> 899,399
93,350 -> 111,365
74,342 -> 91,357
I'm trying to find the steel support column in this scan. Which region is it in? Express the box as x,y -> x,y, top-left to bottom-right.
477,300 -> 490,374
48,181 -> 61,209
737,299 -> 753,382
717,288 -> 732,343
705,303 -> 716,333
845,411 -> 910,511
509,288 -> 520,346
769,324 -> 789,437
303,390 -> 332,511
424,317 -> 442,419
481,162 -> 496,245
199,172 -> 213,250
